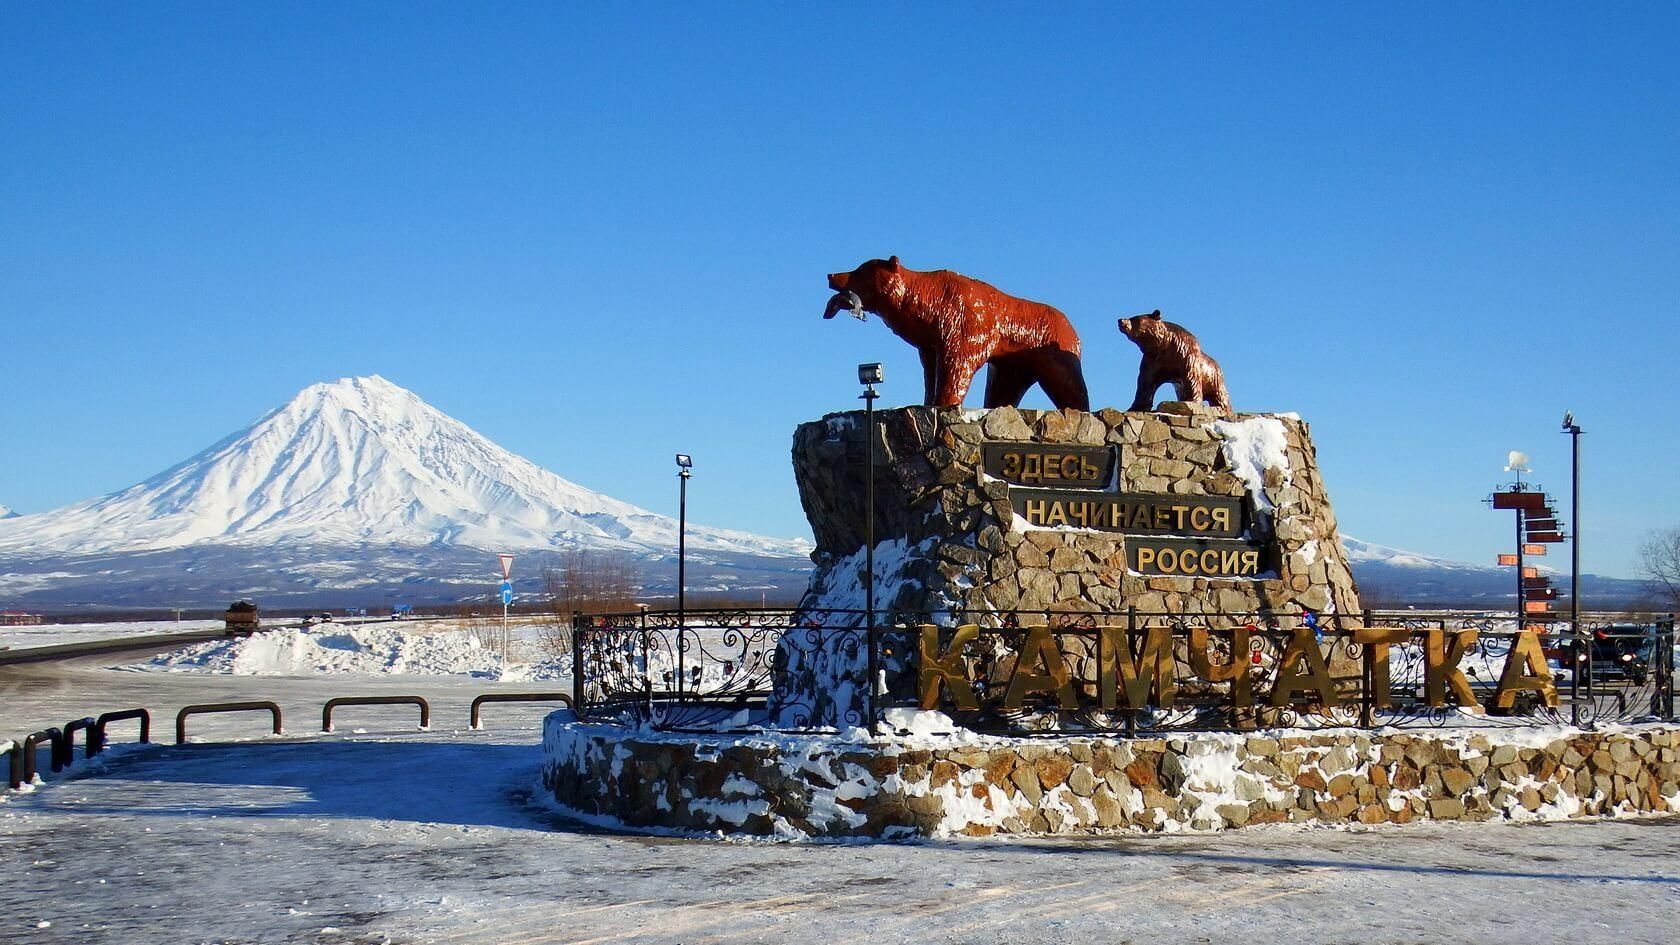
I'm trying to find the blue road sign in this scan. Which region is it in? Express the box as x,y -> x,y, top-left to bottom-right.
500,581 -> 513,606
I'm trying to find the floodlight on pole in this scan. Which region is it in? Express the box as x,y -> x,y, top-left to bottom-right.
858,363 -> 883,729
676,454 -> 691,630
1561,411 -> 1583,726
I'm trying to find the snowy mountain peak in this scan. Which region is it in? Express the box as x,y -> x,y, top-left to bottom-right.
0,504 -> 16,519
0,376 -> 812,559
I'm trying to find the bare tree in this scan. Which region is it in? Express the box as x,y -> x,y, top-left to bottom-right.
1354,578 -> 1402,613
1640,526 -> 1680,612
450,601 -> 502,650
537,550 -> 641,656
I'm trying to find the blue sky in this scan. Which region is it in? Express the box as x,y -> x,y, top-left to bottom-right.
2,4 -> 1676,578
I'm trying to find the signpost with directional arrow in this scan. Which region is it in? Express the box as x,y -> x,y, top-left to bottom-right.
497,553 -> 515,671
1487,452 -> 1563,628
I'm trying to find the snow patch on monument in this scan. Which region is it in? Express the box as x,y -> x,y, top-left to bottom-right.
1210,415 -> 1291,529
772,537 -> 939,728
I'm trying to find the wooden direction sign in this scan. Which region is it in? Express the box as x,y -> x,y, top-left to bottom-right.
1492,490 -> 1548,511
1497,554 -> 1519,566
1522,544 -> 1547,556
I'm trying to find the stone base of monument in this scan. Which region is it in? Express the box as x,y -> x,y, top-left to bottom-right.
543,715 -> 1680,839
793,402 -> 1363,618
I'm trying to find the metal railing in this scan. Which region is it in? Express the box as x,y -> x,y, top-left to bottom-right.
3,739 -> 21,790
470,692 -> 572,730
6,692 -> 572,792
90,709 -> 152,756
20,727 -> 66,784
572,607 -> 1678,735
60,717 -> 97,768
176,701 -> 284,744
321,696 -> 430,733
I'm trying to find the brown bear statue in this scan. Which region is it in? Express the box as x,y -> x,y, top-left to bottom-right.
1116,310 -> 1231,413
824,257 -> 1090,410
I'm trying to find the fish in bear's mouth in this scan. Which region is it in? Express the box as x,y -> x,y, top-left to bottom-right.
823,289 -> 865,321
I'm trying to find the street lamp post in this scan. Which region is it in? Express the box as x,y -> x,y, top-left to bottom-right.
858,363 -> 883,727
675,453 -> 692,620
1562,412 -> 1583,726
676,453 -> 692,702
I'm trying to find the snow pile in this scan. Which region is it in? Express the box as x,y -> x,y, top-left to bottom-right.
133,623 -> 569,679
1209,416 -> 1290,522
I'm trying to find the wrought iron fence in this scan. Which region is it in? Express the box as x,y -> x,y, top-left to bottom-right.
571,608 -> 1677,736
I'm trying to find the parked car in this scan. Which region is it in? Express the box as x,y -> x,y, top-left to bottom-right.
1548,624 -> 1657,685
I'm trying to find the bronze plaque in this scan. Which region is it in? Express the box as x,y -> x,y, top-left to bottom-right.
982,442 -> 1116,490
1127,537 -> 1273,577
1011,489 -> 1245,539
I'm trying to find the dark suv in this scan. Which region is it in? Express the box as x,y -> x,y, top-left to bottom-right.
1552,625 -> 1658,685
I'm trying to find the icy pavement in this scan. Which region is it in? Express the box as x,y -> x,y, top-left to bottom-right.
4,732 -> 1679,944
0,619 -> 225,652
4,648 -> 1680,943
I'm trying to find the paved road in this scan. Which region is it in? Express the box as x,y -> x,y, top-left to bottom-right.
0,637 -> 567,745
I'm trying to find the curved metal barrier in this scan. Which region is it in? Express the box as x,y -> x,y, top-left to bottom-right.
321,695 -> 430,733
22,727 -> 66,782
469,692 -> 573,729
61,717 -> 97,767
176,701 -> 283,744
3,740 -> 20,790
90,708 -> 152,757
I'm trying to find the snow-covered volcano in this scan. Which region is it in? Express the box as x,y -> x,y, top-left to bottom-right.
0,505 -> 15,519
0,375 -> 811,559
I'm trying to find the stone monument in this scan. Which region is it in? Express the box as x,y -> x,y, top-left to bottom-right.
792,402 -> 1362,619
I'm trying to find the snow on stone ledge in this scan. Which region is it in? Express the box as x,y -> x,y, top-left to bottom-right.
1210,416 -> 1291,518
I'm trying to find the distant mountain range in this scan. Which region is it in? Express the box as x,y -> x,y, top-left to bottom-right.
1341,537 -> 1652,611
0,377 -> 1653,612
0,376 -> 813,610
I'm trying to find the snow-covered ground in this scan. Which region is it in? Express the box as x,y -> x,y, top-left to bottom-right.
0,619 -> 224,651
3,729 -> 1679,944
5,634 -> 1680,943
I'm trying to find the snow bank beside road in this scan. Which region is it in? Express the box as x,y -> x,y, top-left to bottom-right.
130,623 -> 569,679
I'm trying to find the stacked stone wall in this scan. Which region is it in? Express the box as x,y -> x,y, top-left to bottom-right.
792,403 -> 1361,618
544,719 -> 1680,839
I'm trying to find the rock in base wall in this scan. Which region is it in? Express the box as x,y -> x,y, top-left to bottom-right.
543,714 -> 1680,839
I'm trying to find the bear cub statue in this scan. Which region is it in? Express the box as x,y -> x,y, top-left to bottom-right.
1116,310 -> 1231,413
